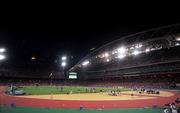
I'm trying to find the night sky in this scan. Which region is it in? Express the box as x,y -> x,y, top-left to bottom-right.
0,2 -> 180,71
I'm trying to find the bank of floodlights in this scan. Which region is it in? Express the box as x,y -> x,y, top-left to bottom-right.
118,47 -> 126,54
61,56 -> 67,68
0,48 -> 6,61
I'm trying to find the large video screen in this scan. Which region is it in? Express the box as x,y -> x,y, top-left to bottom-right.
68,72 -> 77,79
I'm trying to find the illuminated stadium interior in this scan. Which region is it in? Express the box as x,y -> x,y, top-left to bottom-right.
69,25 -> 180,81
0,23 -> 180,113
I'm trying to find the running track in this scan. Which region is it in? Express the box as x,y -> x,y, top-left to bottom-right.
0,86 -> 179,109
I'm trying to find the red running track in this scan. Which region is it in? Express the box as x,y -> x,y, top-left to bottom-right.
0,87 -> 179,109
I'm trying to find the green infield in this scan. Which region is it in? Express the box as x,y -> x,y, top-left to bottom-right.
0,107 -> 163,113
8,86 -> 130,95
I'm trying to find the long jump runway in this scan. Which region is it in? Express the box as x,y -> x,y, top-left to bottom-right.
0,86 -> 179,109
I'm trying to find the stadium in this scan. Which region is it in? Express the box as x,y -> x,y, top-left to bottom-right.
0,24 -> 180,113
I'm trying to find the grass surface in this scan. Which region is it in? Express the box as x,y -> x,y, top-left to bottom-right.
9,86 -> 130,95
0,107 -> 163,113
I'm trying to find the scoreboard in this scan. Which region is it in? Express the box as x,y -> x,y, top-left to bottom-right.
68,72 -> 78,79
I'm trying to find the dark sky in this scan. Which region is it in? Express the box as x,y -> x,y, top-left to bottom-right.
0,2 -> 180,71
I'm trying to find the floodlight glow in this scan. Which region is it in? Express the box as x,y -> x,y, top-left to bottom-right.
82,60 -> 90,66
106,59 -> 110,62
118,47 -> 126,54
61,56 -> 67,61
0,54 -> 5,60
61,62 -> 66,67
117,54 -> 125,59
145,48 -> 150,52
0,48 -> 5,53
139,44 -> 143,48
31,56 -> 36,60
133,50 -> 140,55
135,44 -> 142,48
130,47 -> 134,50
104,53 -> 109,57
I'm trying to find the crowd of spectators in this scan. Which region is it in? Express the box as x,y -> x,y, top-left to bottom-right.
0,74 -> 179,90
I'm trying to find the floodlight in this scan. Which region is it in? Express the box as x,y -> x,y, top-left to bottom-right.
104,53 -> 109,57
0,54 -> 5,60
145,48 -> 150,52
106,59 -> 110,62
133,50 -> 140,55
0,48 -> 5,53
61,56 -> 67,61
82,60 -> 90,66
135,44 -> 142,48
118,47 -> 126,54
31,56 -> 36,60
117,54 -> 125,59
61,62 -> 66,67
139,43 -> 143,48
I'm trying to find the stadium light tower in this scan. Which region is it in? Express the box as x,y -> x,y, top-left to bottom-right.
61,56 -> 67,67
61,56 -> 67,78
0,48 -> 6,61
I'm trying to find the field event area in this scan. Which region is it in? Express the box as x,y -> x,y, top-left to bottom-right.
7,86 -> 130,95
